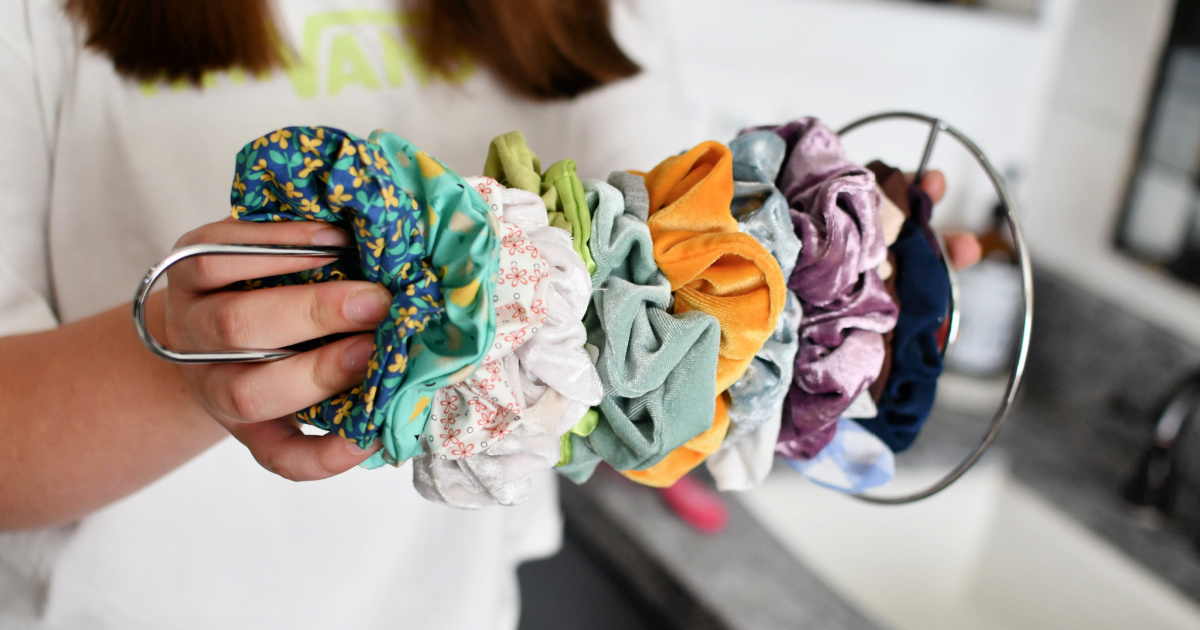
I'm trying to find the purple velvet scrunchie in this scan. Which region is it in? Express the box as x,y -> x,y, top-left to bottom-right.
745,118 -> 899,459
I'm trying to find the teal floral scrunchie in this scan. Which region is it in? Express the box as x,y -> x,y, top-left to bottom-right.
231,126 -> 443,454
362,130 -> 500,467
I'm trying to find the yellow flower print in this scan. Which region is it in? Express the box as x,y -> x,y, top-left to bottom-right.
381,185 -> 399,208
405,284 -> 416,296
231,204 -> 247,219
358,144 -> 372,167
387,352 -> 407,374
252,136 -> 269,150
339,140 -> 358,159
270,128 -> 292,148
355,217 -> 371,239
298,197 -> 322,215
280,182 -> 305,199
397,262 -> 411,280
252,158 -> 269,171
232,173 -> 246,194
262,187 -> 278,203
299,157 -> 324,178
328,184 -> 352,205
396,306 -> 422,331
349,166 -> 368,188
363,386 -> 378,414
299,133 -> 322,155
333,400 -> 352,425
373,150 -> 390,174
366,356 -> 380,376
368,237 -> 384,259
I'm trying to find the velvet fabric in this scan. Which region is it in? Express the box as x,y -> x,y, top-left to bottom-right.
856,218 -> 948,452
868,160 -> 938,255
870,252 -> 901,403
362,130 -> 500,466
557,173 -> 721,484
483,130 -> 595,272
232,126 -> 444,455
787,417 -> 895,493
749,119 -> 898,460
706,131 -> 804,491
623,141 -> 787,487
412,182 -> 602,508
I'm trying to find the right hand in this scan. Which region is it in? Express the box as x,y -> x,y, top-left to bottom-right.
164,218 -> 390,481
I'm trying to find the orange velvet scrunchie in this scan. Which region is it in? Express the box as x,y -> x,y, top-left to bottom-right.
623,141 -> 788,487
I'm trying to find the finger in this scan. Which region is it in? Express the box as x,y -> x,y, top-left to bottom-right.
229,417 -> 383,481
199,333 -> 375,424
912,170 -> 946,204
943,232 -> 983,270
182,280 -> 390,351
171,219 -> 353,293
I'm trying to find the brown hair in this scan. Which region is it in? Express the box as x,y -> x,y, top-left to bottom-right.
63,0 -> 640,100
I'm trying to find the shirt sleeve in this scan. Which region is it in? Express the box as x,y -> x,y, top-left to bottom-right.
0,0 -> 72,336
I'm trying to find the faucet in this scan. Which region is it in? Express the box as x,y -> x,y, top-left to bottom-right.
1123,372 -> 1200,516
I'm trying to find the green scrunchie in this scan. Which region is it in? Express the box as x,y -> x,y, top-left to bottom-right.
483,131 -> 596,273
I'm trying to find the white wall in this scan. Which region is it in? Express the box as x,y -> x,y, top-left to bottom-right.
1019,0 -> 1198,345
667,0 -> 1077,231
666,0 -> 1200,346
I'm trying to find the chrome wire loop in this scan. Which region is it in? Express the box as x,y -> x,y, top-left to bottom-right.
837,111 -> 1034,505
131,243 -> 357,364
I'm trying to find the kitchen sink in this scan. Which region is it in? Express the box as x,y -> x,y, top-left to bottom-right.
737,458 -> 1200,630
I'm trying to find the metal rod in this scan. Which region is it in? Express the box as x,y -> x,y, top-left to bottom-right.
915,120 -> 943,185
837,111 -> 1034,505
131,243 -> 357,364
937,234 -> 962,359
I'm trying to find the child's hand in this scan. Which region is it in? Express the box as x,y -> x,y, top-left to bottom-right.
163,218 -> 387,480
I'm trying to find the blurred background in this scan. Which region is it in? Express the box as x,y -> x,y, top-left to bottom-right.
517,1 -> 1200,629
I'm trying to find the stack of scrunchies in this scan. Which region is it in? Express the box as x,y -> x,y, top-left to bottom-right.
227,116 -> 950,507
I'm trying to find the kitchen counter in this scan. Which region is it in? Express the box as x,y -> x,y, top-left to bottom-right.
554,270 -> 1200,628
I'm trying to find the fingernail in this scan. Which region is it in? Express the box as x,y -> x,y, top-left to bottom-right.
342,336 -> 375,373
345,287 -> 391,325
346,438 -> 380,456
313,228 -> 351,246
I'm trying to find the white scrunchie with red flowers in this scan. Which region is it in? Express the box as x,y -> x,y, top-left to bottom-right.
422,177 -> 550,462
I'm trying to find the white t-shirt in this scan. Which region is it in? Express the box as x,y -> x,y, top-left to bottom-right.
0,1 -> 688,627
